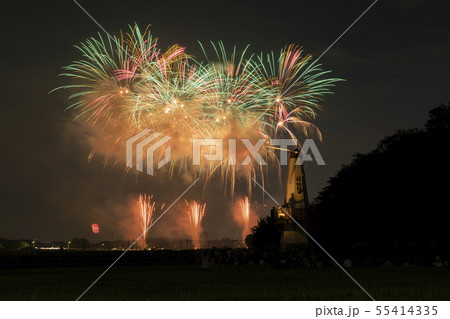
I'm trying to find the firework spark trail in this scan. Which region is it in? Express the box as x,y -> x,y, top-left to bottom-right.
239,196 -> 251,241
136,194 -> 155,248
54,24 -> 342,194
185,200 -> 206,248
240,196 -> 250,230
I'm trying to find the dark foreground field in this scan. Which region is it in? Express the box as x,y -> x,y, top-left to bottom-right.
1,251 -> 449,300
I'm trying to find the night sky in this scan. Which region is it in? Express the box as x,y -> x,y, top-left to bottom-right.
1,0 -> 449,241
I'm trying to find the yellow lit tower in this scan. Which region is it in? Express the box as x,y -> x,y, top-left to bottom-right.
285,149 -> 309,219
271,149 -> 309,245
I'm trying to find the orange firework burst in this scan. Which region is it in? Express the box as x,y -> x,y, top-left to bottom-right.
136,194 -> 155,249
185,200 -> 206,248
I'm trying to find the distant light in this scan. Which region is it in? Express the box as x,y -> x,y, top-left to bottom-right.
276,98 -> 281,103
91,223 -> 100,234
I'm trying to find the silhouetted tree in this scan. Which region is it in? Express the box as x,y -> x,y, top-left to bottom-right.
311,102 -> 450,253
245,216 -> 280,252
425,102 -> 450,131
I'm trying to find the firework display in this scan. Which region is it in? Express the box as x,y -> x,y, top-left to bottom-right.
185,200 -> 206,248
55,24 -> 341,193
136,193 -> 155,248
239,196 -> 251,240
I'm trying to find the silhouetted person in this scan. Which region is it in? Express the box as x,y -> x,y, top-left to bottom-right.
201,251 -> 210,270
343,258 -> 352,268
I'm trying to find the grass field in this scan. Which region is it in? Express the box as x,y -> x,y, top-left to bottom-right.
1,263 -> 449,300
